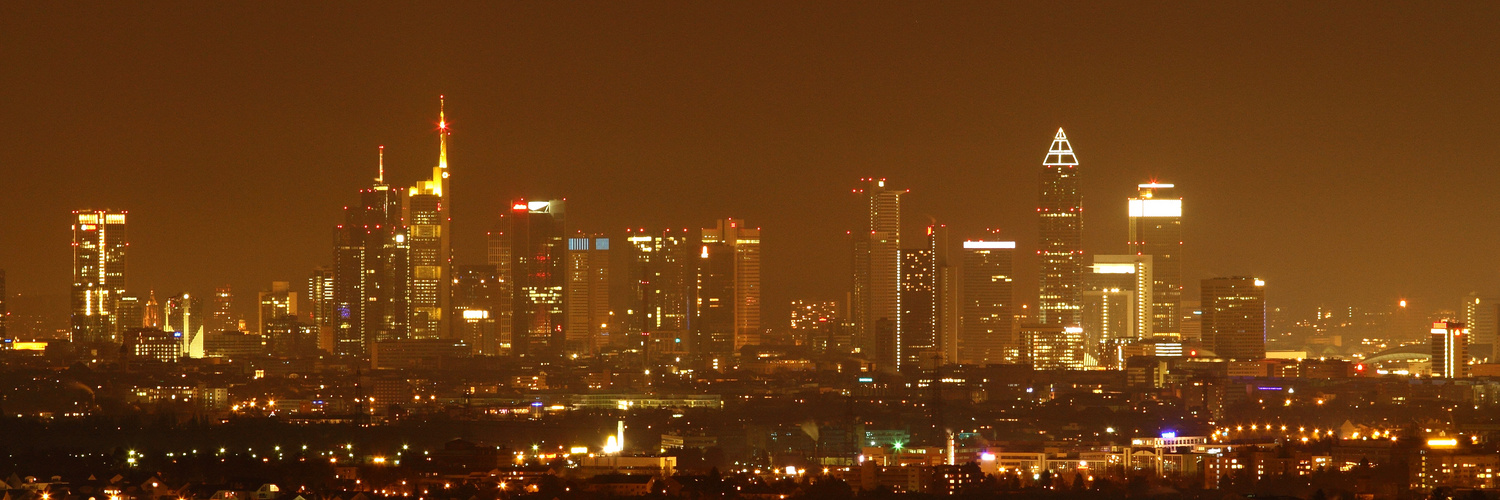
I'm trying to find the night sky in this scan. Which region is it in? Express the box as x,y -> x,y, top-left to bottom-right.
4,2 -> 1499,326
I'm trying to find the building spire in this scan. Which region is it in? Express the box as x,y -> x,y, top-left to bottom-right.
377,145 -> 385,184
438,95 -> 448,171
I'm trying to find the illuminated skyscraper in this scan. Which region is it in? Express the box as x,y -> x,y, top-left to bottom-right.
1082,255 -> 1152,368
142,290 -> 161,329
257,281 -> 297,334
71,209 -> 128,344
1128,183 -> 1183,336
1431,320 -> 1469,378
333,147 -> 409,357
405,96 -> 453,340
960,240 -> 1015,365
624,229 -> 693,355
790,300 -> 846,353
1461,292 -> 1497,359
163,292 -> 204,358
208,285 -> 237,334
565,234 -> 612,354
1201,277 -> 1266,360
931,226 -> 960,366
897,247 -> 934,371
851,178 -> 903,364
308,266 -> 335,327
1022,324 -> 1085,370
1037,129 -> 1083,327
698,219 -> 761,354
491,199 -> 566,356
114,295 -> 142,338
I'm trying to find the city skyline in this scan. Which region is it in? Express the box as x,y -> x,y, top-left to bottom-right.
5,3 -> 1500,330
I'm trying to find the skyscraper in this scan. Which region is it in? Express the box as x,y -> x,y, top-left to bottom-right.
491,199 -> 566,356
931,226 -> 959,366
1461,292 -> 1497,359
565,234 -> 612,354
624,229 -> 694,356
1128,183 -> 1183,337
1082,255 -> 1152,367
897,247 -> 934,371
308,266 -> 335,327
851,178 -> 903,363
114,294 -> 142,338
960,240 -> 1015,365
405,96 -> 453,340
258,281 -> 297,334
1431,320 -> 1469,378
1201,277 -> 1266,360
208,285 -> 237,334
699,219 -> 761,354
71,209 -> 128,344
453,264 -> 501,355
0,269 -> 6,338
333,147 -> 409,357
1037,129 -> 1083,327
163,292 -> 204,358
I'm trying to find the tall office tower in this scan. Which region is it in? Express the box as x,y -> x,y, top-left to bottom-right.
1037,129 -> 1083,327
142,290 -> 162,328
70,209 -> 128,343
333,147 -> 410,357
624,229 -> 694,355
851,178 -> 903,362
1128,183 -> 1183,337
565,234 -> 611,354
163,293 -> 205,358
932,226 -> 960,366
1200,277 -> 1267,360
1461,292 -> 1497,358
485,225 -> 515,354
453,264 -> 500,355
1431,320 -> 1469,378
405,97 -> 453,340
897,246 -> 936,372
491,199 -> 566,356
1081,255 -> 1152,368
699,219 -> 761,354
258,281 -> 298,334
1022,324 -> 1086,370
960,241 -> 1016,365
207,285 -> 237,333
308,267 -> 335,326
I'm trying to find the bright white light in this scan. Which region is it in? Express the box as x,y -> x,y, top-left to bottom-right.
1138,183 -> 1174,189
1128,199 -> 1182,217
963,241 -> 1016,249
527,201 -> 550,211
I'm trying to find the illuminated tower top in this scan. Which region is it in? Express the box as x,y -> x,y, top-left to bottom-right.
411,95 -> 449,198
1043,128 -> 1078,166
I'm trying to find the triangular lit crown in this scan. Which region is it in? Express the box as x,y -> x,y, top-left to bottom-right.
1043,127 -> 1078,166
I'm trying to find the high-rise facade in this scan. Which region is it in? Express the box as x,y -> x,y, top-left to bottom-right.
258,281 -> 297,334
491,200 -> 566,356
163,293 -> 205,358
960,240 -> 1015,365
0,269 -> 6,338
565,235 -> 612,354
897,247 -> 934,371
1128,183 -> 1183,337
453,264 -> 501,355
1037,129 -> 1083,327
71,209 -> 129,344
624,229 -> 694,355
699,219 -> 761,354
308,266 -> 335,327
405,97 -> 453,340
208,285 -> 237,333
1461,292 -> 1497,358
932,226 -> 960,367
851,178 -> 903,364
1022,324 -> 1086,370
333,148 -> 409,357
1200,277 -> 1266,360
1082,255 -> 1152,367
1431,320 -> 1469,378
790,299 -> 846,353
